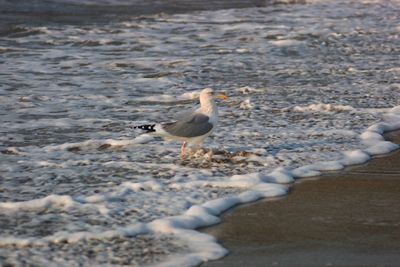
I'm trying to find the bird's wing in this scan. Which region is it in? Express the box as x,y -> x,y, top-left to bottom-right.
162,113 -> 213,138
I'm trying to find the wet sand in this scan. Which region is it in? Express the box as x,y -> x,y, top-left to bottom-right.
201,130 -> 400,267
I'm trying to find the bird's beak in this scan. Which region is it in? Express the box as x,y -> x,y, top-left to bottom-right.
216,92 -> 228,100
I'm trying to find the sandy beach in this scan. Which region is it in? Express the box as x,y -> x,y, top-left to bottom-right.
201,130 -> 400,267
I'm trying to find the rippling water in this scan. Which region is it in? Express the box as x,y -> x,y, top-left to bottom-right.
1,0 -> 400,266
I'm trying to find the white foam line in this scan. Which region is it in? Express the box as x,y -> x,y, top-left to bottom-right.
146,183 -> 287,267
293,103 -> 355,113
0,180 -> 164,213
149,229 -> 227,267
0,194 -> 111,216
0,223 -> 150,247
291,106 -> 400,178
0,194 -> 81,211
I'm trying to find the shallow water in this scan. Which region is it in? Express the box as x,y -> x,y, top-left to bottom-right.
1,0 -> 400,266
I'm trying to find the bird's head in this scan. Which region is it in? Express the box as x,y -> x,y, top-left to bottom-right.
200,88 -> 228,101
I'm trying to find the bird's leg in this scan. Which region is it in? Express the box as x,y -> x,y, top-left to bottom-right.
180,142 -> 187,157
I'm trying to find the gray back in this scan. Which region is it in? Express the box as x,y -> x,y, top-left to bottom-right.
163,113 -> 213,138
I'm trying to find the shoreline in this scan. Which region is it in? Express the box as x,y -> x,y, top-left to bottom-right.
200,130 -> 400,267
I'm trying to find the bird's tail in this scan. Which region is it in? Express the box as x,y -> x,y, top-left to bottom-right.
132,124 -> 156,133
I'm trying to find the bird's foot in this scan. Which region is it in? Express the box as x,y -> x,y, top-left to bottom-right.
180,142 -> 187,159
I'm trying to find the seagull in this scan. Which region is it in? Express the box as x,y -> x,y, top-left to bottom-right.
133,88 -> 228,156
